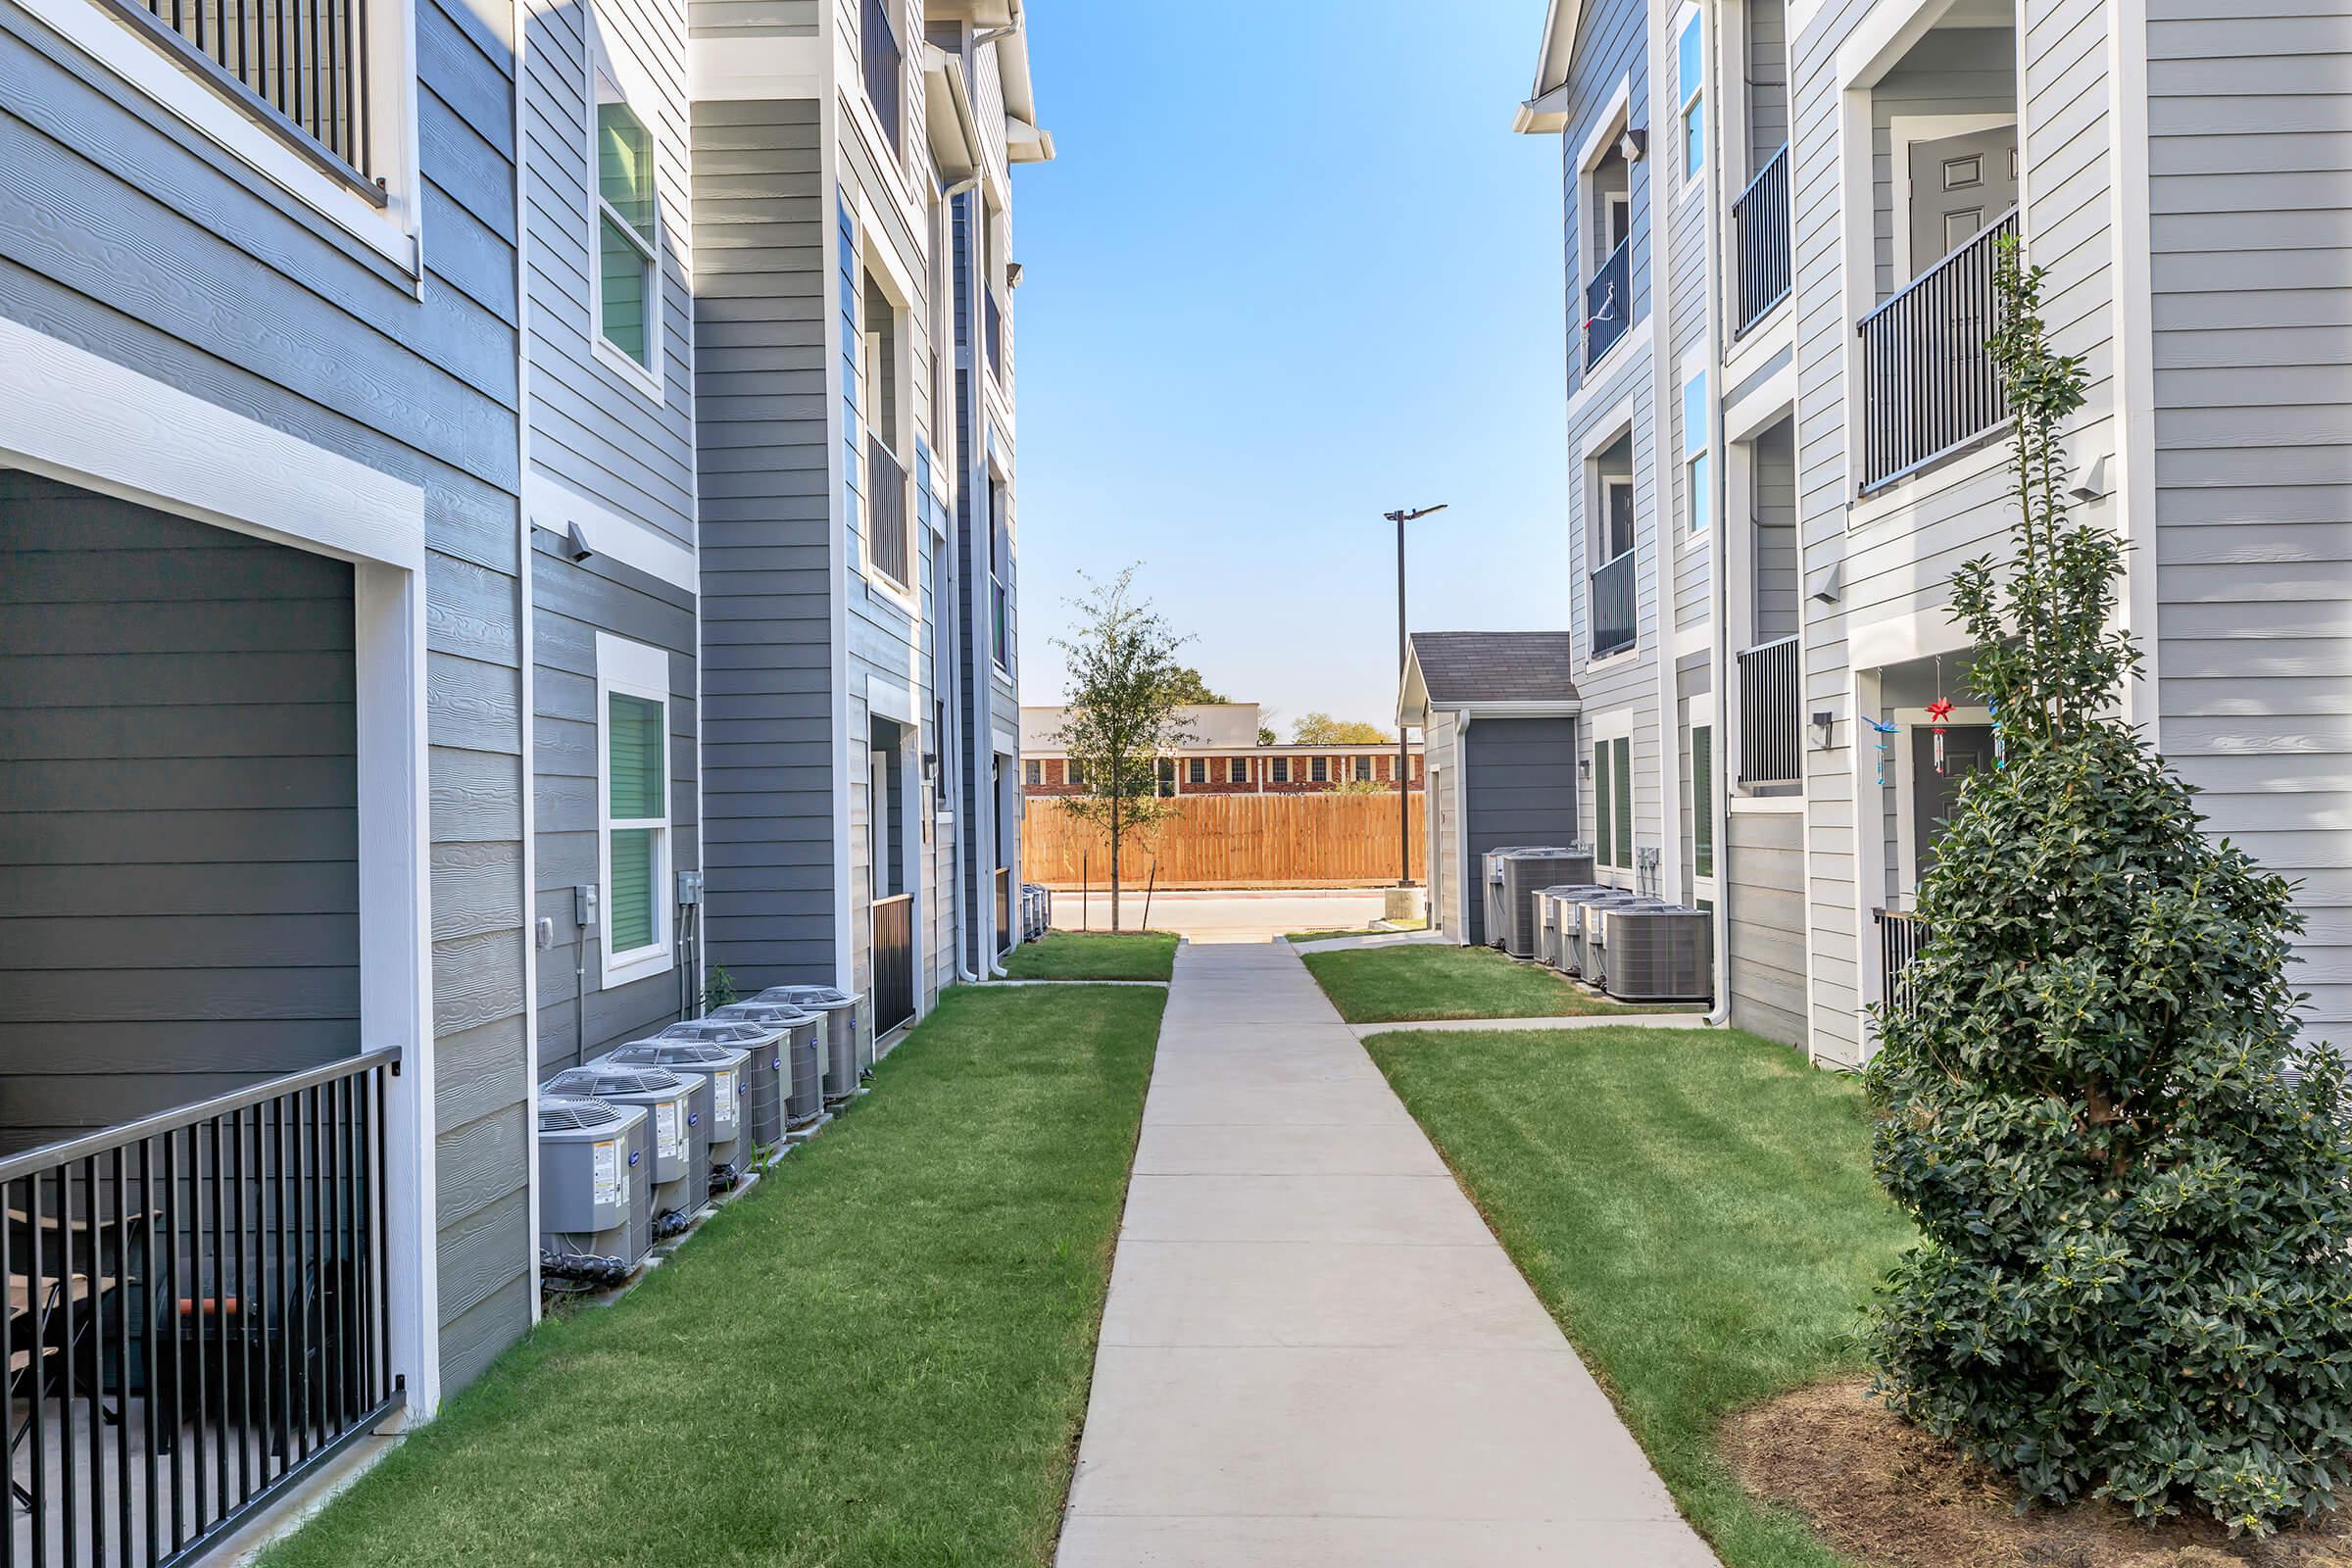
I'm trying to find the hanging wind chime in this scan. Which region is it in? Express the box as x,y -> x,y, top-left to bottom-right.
1927,657 -> 1954,776
1987,698 -> 2005,768
1864,714 -> 1899,787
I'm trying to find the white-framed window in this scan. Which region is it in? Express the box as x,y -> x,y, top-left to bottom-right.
1230,757 -> 1250,784
1354,755 -> 1374,781
1692,725 -> 1715,878
597,633 -> 672,987
1025,759 -> 1043,787
1309,756 -> 1330,783
1188,757 -> 1207,784
1684,372 -> 1711,535
1592,735 -> 1636,871
591,61 -> 662,395
1677,5 -> 1706,187
1271,757 -> 1291,784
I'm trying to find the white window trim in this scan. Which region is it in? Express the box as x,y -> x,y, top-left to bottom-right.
1888,113 -> 2020,283
1675,3 -> 1707,199
1681,368 -> 1712,539
596,632 -> 673,990
855,225 -> 920,609
18,0 -> 422,274
586,18 -> 665,405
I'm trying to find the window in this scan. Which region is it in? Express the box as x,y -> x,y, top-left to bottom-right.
1271,757 -> 1291,784
597,634 -> 670,985
1156,759 -> 1176,797
1354,755 -> 1374,781
1025,760 -> 1042,787
1692,725 -> 1714,878
1594,744 -> 1614,866
1188,757 -> 1207,784
594,83 -> 658,375
1310,756 -> 1329,783
1067,759 -> 1085,789
1683,373 -> 1711,535
1677,7 -> 1705,184
1229,758 -> 1250,784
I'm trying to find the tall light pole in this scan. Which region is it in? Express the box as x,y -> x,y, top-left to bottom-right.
1384,504 -> 1446,887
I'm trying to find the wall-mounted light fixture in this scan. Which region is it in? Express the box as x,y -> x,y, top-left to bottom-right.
563,520 -> 595,564
2067,454 -> 2110,503
1618,128 -> 1647,163
1810,710 -> 1836,749
1579,756 -> 1592,780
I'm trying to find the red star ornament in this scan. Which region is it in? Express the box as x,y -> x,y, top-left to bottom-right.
1927,698 -> 1954,722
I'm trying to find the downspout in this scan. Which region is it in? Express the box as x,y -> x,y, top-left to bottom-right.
512,0 -> 544,1311
936,175 -> 982,987
1701,0 -> 1732,1030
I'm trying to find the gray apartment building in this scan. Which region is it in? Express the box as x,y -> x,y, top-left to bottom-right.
1498,0 -> 2349,1064
0,0 -> 1050,1551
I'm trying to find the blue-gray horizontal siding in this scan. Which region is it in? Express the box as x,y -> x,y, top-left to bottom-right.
0,0 -> 531,1391
2148,0 -> 2352,1051
694,97 -> 837,991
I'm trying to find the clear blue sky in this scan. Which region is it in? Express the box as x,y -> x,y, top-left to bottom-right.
1011,0 -> 1568,735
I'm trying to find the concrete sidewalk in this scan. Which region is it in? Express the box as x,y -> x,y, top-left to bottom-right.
1056,943 -> 1718,1566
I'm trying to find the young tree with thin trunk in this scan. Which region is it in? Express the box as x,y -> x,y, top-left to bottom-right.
1052,568 -> 1194,932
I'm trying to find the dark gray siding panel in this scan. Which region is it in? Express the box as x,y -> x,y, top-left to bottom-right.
532,538 -> 702,1075
694,98 -> 836,991
0,0 -> 530,1392
1462,717 -> 1581,948
0,478 -> 358,1152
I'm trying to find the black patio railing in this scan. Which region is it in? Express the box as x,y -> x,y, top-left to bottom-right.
1876,908 -> 1930,1020
1584,237 -> 1631,366
1732,143 -> 1791,336
870,894 -> 914,1036
1857,207 -> 2017,492
101,0 -> 380,196
1,1049 -> 400,1567
1737,634 -> 1802,786
1590,550 -> 1636,659
865,434 -> 910,591
859,0 -> 902,159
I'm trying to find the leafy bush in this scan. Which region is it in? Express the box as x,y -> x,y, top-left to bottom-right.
1865,240 -> 2352,1536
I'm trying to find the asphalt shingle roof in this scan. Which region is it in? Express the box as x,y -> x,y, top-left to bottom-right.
1409,631 -> 1580,708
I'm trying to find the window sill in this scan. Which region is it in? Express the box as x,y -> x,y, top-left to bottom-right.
1585,646 -> 1642,677
595,337 -> 666,406
603,943 -> 674,991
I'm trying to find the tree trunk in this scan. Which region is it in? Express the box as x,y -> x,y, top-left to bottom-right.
1109,794 -> 1123,933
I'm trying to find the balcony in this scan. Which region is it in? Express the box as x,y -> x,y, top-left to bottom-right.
1584,238 -> 1631,367
859,0 -> 902,159
2,1052 -> 400,1566
103,0 -> 381,197
1590,550 -> 1636,660
1737,635 -> 1801,786
865,433 -> 910,590
1857,208 -> 2017,493
1732,144 -> 1790,336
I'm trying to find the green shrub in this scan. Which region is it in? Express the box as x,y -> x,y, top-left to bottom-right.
1865,239 -> 2352,1536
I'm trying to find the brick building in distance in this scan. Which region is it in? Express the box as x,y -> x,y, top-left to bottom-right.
1019,704 -> 1425,798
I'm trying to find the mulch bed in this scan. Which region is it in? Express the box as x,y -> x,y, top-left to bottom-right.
1723,1379 -> 2352,1567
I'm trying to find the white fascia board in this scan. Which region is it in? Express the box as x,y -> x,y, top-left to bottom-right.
526,469 -> 698,594
0,316 -> 424,570
690,29 -> 823,100
923,44 -> 983,180
1454,701 -> 1584,719
1514,82 -> 1571,134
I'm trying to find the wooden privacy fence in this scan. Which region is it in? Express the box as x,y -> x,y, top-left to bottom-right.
1021,794 -> 1426,888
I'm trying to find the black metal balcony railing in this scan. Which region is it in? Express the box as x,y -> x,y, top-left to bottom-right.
990,575 -> 1009,673
1876,908 -> 1930,1020
1737,634 -> 1802,786
103,0 -> 380,197
871,894 -> 914,1036
983,290 -> 1004,384
1590,550 -> 1637,659
1732,143 -> 1791,336
1,1050 -> 400,1568
1584,237 -> 1632,366
859,0 -> 902,159
1857,207 -> 2018,493
865,433 -> 910,591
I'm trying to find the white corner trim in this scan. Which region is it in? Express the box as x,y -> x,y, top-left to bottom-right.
689,30 -> 825,100
16,0 -> 419,273
526,470 -> 697,593
0,317 -> 425,571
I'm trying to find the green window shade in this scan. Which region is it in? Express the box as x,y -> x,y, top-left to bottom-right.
1693,726 -> 1715,878
1613,738 -> 1634,869
600,217 -> 651,365
609,693 -> 665,820
610,827 -> 656,953
1593,746 -> 1614,865
597,102 -> 655,242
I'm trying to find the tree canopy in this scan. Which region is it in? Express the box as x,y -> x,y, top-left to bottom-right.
1291,712 -> 1391,745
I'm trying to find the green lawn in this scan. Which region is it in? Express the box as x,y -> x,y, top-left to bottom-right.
263,984 -> 1165,1568
1365,1026 -> 1913,1568
1298,941 -> 1682,1022
1001,929 -> 1178,981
